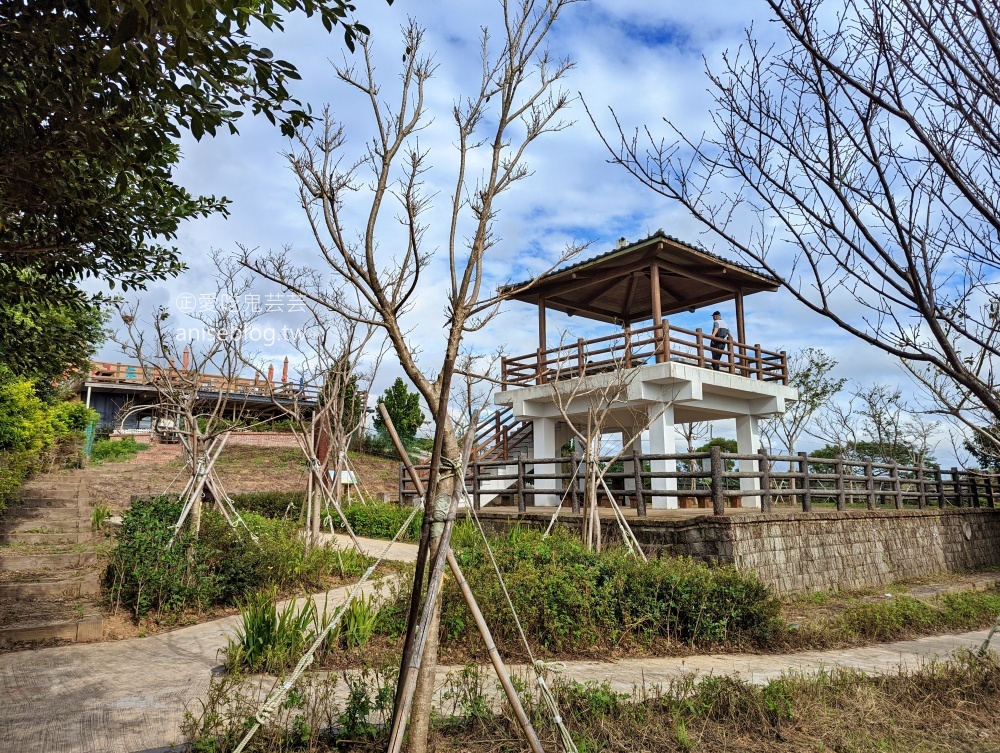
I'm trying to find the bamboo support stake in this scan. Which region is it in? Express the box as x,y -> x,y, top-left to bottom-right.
384,408 -> 545,753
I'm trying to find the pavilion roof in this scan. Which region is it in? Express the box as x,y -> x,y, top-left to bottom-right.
500,231 -> 780,324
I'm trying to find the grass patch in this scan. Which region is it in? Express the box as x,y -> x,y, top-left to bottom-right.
103,495 -> 370,623
373,524 -> 780,657
90,436 -> 149,464
183,650 -> 1000,752
335,501 -> 423,542
230,490 -> 304,519
777,588 -> 1000,649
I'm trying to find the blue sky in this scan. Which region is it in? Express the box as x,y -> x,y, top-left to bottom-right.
95,0 -> 948,458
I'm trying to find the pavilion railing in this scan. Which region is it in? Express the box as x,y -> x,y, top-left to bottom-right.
400,448 -> 1000,517
500,321 -> 788,388
86,362 -> 320,401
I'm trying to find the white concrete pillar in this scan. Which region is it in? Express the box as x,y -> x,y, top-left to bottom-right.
647,403 -> 677,509
532,416 -> 560,506
622,430 -> 640,493
736,414 -> 761,507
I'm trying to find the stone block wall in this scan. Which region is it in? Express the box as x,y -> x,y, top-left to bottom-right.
473,508 -> 1000,594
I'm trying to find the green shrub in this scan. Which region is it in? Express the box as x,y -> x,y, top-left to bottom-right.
90,436 -> 149,464
230,490 -> 304,519
104,496 -> 370,621
0,373 -> 97,515
335,501 -> 423,541
373,525 -> 780,655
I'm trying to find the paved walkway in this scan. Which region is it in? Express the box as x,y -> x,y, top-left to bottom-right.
1,534 -> 997,753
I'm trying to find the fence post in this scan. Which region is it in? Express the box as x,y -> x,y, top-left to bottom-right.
985,474 -> 995,508
759,449 -> 771,513
632,449 -> 646,517
570,452 -> 581,515
517,456 -> 526,513
970,473 -> 981,508
952,468 -> 964,507
798,451 -> 811,512
500,356 -> 508,390
890,462 -> 902,509
660,318 -> 671,363
916,465 -> 926,509
864,460 -> 876,509
399,464 -> 406,506
935,469 -> 946,509
710,445 -> 725,515
695,328 -> 705,368
577,338 -> 586,378
754,344 -> 763,380
835,454 -> 846,511
472,461 -> 481,511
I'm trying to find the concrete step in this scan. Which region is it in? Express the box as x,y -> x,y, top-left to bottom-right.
0,574 -> 100,599
0,551 -> 96,572
3,518 -> 85,535
0,531 -> 92,545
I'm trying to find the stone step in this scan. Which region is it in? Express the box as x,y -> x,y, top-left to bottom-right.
3,518 -> 85,535
17,487 -> 79,501
0,574 -> 100,599
0,551 -> 96,572
0,610 -> 103,646
1,531 -> 92,545
6,506 -> 84,522
14,496 -> 79,509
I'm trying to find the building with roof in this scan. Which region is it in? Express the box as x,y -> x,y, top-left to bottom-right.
478,230 -> 798,509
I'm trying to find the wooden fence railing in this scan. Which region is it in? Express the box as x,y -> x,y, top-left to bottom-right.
400,447 -> 1000,516
500,322 -> 788,388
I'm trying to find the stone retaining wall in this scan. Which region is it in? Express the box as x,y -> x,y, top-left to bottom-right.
474,508 -> 1000,594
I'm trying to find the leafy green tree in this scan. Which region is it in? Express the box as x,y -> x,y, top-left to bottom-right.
760,348 -> 845,454
1,0 -> 380,298
373,377 -> 425,440
963,425 -> 1000,473
0,267 -> 107,391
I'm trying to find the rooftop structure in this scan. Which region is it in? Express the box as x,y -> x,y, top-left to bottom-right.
484,231 -> 799,509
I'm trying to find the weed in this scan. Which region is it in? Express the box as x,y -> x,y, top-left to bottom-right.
225,588 -> 320,674
90,437 -> 149,464
91,503 -> 112,531
340,592 -> 380,649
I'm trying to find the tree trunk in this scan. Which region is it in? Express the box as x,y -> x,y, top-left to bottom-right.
407,426 -> 460,753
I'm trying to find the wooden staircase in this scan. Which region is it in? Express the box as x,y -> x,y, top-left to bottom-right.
473,406 -> 532,462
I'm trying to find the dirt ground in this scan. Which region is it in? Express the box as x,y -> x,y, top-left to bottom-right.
82,443 -> 400,512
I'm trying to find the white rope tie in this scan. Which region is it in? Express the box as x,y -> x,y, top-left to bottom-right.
230,504 -> 420,753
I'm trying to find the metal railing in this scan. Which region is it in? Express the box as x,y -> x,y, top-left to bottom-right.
400,447 -> 1000,516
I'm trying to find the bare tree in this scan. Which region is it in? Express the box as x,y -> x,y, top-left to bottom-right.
114,258 -> 265,538
226,264 -> 386,546
543,338 -> 673,554
239,4 -> 580,748
594,0 -> 1000,437
811,382 -> 939,469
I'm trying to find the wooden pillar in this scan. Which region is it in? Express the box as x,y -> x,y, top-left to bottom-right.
537,297 -> 547,384
735,289 -> 746,346
710,445 -> 725,515
735,289 -> 746,376
798,451 -> 811,512
759,449 -> 772,513
650,262 -> 664,363
632,449 -> 646,517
